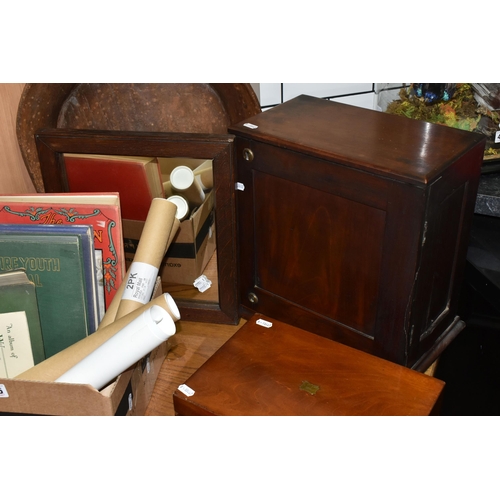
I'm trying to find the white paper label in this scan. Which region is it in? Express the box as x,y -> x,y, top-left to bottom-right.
0,384 -> 9,398
256,318 -> 273,328
243,122 -> 258,129
495,131 -> 500,143
0,311 -> 35,378
235,182 -> 245,191
193,275 -> 212,293
178,384 -> 195,397
121,262 -> 158,304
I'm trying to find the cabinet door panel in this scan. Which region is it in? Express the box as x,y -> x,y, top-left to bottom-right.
253,170 -> 386,336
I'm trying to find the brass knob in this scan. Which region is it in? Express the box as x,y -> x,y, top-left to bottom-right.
248,292 -> 259,304
242,148 -> 254,162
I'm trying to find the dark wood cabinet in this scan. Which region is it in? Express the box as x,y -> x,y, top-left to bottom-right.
229,95 -> 486,370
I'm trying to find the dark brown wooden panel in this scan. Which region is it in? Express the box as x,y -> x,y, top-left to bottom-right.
253,170 -> 386,335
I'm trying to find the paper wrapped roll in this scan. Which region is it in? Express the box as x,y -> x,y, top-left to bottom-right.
170,165 -> 205,207
99,197 -> 179,327
15,293 -> 180,382
55,305 -> 176,390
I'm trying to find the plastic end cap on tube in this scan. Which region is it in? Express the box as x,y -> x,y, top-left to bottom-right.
148,305 -> 177,341
164,293 -> 181,321
170,166 -> 194,190
166,195 -> 189,221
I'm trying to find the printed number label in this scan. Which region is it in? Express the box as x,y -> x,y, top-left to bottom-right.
0,384 -> 9,398
178,384 -> 195,397
256,318 -> 273,328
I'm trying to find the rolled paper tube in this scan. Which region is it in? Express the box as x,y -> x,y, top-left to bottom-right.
162,179 -> 174,198
170,165 -> 205,206
15,293 -> 180,382
166,194 -> 190,221
97,198 -> 180,330
99,214 -> 180,329
55,306 -> 176,390
100,197 -> 179,326
193,163 -> 213,190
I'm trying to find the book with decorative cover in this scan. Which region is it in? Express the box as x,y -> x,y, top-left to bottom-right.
0,224 -> 99,357
0,269 -> 45,377
62,154 -> 164,221
0,193 -> 125,313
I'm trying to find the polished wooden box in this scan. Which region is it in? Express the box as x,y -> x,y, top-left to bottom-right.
229,95 -> 486,370
172,314 -> 445,416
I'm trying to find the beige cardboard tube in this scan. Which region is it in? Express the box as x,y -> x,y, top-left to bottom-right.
170,165 -> 205,207
162,179 -> 174,198
193,163 -> 213,190
99,198 -> 180,328
15,293 -> 180,383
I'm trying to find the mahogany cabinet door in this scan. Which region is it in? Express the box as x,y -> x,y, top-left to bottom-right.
235,137 -> 426,365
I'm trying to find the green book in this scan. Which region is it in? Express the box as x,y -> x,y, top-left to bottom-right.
0,269 -> 45,378
0,230 -> 95,358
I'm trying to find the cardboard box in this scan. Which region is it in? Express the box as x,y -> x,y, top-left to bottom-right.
0,281 -> 169,416
123,188 -> 216,286
0,364 -> 131,416
0,341 -> 167,416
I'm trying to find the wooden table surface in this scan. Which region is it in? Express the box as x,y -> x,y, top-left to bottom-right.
145,318 -> 246,416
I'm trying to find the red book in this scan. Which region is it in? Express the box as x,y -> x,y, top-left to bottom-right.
63,154 -> 164,221
0,193 -> 125,314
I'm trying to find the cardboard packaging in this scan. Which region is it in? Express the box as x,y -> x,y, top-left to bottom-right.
0,340 -> 168,416
123,164 -> 216,286
0,281 -> 170,416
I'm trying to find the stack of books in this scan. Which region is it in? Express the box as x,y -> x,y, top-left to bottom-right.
0,192 -> 126,374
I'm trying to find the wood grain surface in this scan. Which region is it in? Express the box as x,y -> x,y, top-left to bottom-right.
146,317 -> 245,415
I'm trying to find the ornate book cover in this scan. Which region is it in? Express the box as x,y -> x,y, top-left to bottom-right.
0,225 -> 98,358
0,193 -> 125,312
0,269 -> 45,377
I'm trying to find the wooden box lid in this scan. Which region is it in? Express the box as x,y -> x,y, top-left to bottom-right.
173,314 -> 445,416
229,94 -> 485,186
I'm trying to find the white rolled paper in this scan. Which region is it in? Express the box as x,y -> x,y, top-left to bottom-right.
55,305 -> 176,390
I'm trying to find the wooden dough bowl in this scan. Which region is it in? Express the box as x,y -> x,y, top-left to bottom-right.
16,83 -> 261,192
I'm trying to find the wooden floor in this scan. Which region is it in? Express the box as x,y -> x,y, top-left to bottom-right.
145,317 -> 246,415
